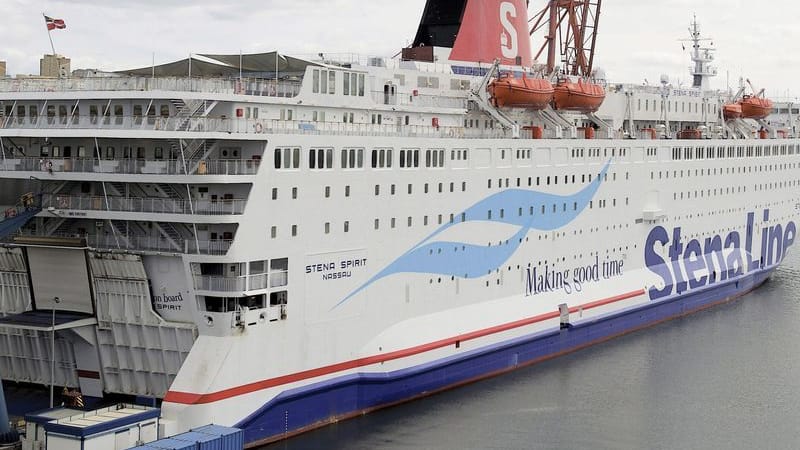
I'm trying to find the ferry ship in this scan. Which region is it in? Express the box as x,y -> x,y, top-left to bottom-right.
0,0 -> 798,447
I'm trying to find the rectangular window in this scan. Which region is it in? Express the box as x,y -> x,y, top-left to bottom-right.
329,71 -> 336,94
114,105 -> 123,124
343,72 -> 350,95
313,69 -> 320,93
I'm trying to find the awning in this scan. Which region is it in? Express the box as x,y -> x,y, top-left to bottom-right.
117,51 -> 319,78
0,310 -> 96,331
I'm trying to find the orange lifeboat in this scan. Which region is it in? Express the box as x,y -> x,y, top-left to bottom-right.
722,103 -> 742,120
553,79 -> 605,113
488,73 -> 554,109
738,95 -> 773,120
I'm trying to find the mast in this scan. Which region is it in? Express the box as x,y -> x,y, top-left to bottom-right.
681,15 -> 717,91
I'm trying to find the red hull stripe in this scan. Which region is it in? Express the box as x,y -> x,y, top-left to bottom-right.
164,289 -> 645,405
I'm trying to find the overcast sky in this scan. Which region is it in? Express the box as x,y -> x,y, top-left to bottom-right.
2,0 -> 797,99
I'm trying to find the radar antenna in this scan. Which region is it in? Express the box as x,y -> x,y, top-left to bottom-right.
529,0 -> 602,78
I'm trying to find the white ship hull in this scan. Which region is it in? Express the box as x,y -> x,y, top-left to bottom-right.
0,0 -> 798,447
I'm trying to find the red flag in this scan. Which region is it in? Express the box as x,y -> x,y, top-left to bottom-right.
44,15 -> 66,31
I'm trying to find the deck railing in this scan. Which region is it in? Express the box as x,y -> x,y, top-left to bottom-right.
43,194 -> 246,215
0,157 -> 260,176
0,76 -> 301,97
7,232 -> 233,255
193,273 -> 269,292
0,114 -> 532,139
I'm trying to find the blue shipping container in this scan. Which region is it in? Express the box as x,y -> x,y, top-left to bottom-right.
141,438 -> 196,450
192,424 -> 244,450
172,431 -> 223,450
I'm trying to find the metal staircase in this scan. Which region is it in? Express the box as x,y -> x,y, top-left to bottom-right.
50,180 -> 79,196
107,182 -> 127,197
45,217 -> 75,236
169,99 -> 207,131
154,222 -> 183,251
155,184 -> 184,200
168,138 -> 220,174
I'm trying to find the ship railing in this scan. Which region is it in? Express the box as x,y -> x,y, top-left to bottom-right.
0,114 -> 533,139
193,275 -> 247,292
0,116 -> 524,139
0,76 -> 301,97
249,273 -> 269,290
42,194 -> 246,215
193,273 -> 269,292
0,157 -> 260,176
6,231 -> 232,255
300,53 -> 460,75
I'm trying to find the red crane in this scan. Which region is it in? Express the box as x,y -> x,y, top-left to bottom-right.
529,0 -> 602,78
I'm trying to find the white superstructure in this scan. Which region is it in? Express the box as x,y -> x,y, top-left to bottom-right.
0,1 -> 797,447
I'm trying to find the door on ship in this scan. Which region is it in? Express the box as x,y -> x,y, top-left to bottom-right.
383,83 -> 396,105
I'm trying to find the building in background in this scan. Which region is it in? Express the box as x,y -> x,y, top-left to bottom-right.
39,54 -> 70,77
0,61 -> 6,77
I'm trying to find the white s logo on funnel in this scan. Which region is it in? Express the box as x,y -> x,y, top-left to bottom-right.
500,2 -> 519,59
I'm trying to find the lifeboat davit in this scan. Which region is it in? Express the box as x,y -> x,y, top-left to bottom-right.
738,95 -> 773,120
553,79 -> 605,113
678,129 -> 703,140
722,103 -> 742,120
488,73 -> 554,109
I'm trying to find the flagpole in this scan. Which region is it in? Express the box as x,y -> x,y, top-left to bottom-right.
43,13 -> 57,55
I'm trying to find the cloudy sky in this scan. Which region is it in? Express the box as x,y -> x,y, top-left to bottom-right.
2,0 -> 797,98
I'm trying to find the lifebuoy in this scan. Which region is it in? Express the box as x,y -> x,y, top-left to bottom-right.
254,123 -> 263,133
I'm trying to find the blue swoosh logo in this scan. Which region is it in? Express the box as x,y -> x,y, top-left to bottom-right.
334,160 -> 612,308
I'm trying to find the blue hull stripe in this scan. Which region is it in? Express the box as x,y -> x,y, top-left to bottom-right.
236,268 -> 773,447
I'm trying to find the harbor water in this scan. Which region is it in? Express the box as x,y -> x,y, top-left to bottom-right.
266,250 -> 800,449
